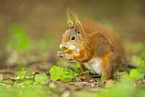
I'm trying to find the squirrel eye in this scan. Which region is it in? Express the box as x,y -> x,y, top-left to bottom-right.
78,31 -> 80,34
71,36 -> 75,40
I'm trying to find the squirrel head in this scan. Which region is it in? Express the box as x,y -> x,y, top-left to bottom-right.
60,8 -> 84,51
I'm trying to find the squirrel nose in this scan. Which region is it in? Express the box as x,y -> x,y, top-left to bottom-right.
62,46 -> 67,49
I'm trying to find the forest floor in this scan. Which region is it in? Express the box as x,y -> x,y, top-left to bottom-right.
0,42 -> 145,97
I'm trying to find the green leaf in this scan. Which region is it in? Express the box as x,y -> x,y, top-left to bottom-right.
113,73 -> 117,78
49,66 -> 63,80
130,69 -> 144,80
85,70 -> 90,75
62,66 -> 67,72
35,74 -> 48,84
121,74 -> 132,81
66,66 -> 74,73
71,64 -> 81,73
49,66 -> 74,83
61,72 -> 73,83
22,68 -> 24,71
17,68 -> 27,79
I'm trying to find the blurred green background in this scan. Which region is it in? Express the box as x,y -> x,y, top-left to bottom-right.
0,0 -> 145,72
0,1 -> 145,97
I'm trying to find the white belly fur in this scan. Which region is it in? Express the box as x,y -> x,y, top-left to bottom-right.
84,58 -> 102,75
71,48 -> 102,74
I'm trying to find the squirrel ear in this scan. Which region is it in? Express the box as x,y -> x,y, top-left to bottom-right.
70,10 -> 82,32
70,10 -> 82,26
66,8 -> 73,28
76,22 -> 82,33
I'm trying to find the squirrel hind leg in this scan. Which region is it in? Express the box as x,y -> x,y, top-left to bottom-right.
80,63 -> 87,73
101,51 -> 117,80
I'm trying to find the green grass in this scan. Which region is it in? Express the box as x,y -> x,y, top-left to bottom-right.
1,51 -> 145,97
2,25 -> 145,97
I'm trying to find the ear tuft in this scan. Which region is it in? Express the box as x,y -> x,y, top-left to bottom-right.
66,8 -> 73,28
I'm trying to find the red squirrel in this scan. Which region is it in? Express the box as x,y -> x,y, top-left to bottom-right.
57,9 -> 128,80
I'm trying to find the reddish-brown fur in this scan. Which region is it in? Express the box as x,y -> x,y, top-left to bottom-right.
73,23 -> 123,79
57,10 -> 125,80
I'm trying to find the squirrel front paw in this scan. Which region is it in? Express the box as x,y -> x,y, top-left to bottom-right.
57,51 -> 65,58
67,55 -> 75,60
57,51 -> 75,60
